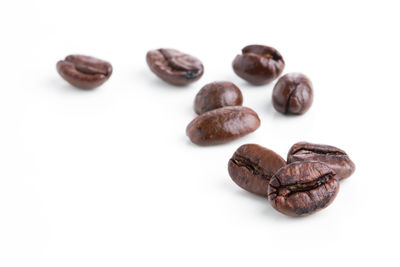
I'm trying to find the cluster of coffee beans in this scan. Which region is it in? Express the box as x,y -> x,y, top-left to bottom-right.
228,142 -> 355,216
149,46 -> 313,145
56,45 -> 355,217
57,45 -> 312,120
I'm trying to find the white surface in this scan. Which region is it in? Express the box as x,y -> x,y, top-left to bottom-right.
1,0 -> 399,266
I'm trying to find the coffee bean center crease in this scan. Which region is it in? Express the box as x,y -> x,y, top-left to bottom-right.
230,157 -> 270,180
292,148 -> 346,156
269,173 -> 334,198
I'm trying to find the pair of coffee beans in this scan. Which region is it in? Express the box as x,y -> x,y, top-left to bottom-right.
186,81 -> 260,145
56,48 -> 205,89
233,45 -> 314,115
228,142 -> 355,217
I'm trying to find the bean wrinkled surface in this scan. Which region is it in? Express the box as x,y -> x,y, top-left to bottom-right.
268,161 -> 339,217
287,142 -> 355,180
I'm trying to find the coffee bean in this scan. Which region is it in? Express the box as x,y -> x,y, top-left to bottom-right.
232,45 -> 285,85
146,48 -> 204,85
194,81 -> 243,115
228,144 -> 286,196
287,142 -> 355,180
186,106 -> 260,146
268,161 -> 339,217
56,55 -> 112,89
272,73 -> 313,115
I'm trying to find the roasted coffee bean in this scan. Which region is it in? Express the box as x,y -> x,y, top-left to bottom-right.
146,48 -> 204,85
268,161 -> 339,217
272,73 -> 313,115
232,45 -> 285,85
56,55 -> 112,89
228,144 -> 286,196
194,81 -> 243,115
186,106 -> 260,146
287,142 -> 355,180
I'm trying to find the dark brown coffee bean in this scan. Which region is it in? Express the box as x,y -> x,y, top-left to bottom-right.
287,142 -> 355,180
146,48 -> 204,85
268,161 -> 339,217
272,73 -> 313,115
232,45 -> 285,85
228,144 -> 286,196
56,55 -> 112,89
194,81 -> 243,115
186,106 -> 260,146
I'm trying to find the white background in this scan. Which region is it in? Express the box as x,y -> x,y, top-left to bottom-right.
1,0 -> 399,266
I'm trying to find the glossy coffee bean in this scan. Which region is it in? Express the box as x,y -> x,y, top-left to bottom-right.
194,81 -> 243,115
268,161 -> 339,217
146,48 -> 204,85
287,142 -> 355,180
272,73 -> 313,115
186,106 -> 260,146
232,45 -> 285,85
56,55 -> 112,89
228,144 -> 286,196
